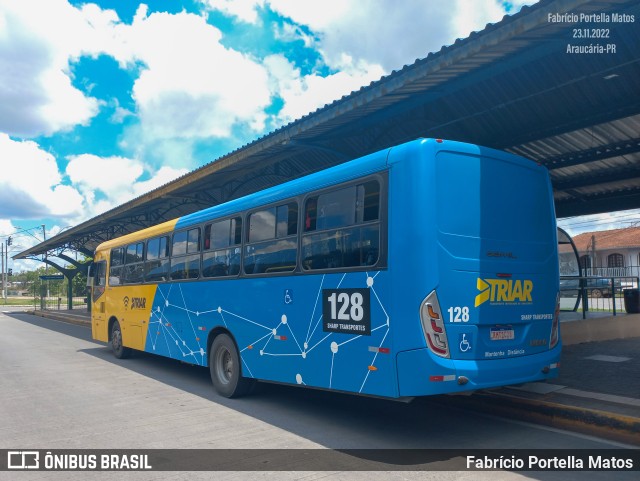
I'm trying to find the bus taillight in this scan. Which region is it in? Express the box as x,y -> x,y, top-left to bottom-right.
550,292 -> 560,349
420,291 -> 450,358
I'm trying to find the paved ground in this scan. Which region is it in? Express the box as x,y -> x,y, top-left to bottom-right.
24,307 -> 640,444
464,337 -> 640,445
1,310 -> 637,480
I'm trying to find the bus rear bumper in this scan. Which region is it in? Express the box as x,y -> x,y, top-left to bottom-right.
396,344 -> 562,397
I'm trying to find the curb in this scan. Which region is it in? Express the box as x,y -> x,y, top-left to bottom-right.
438,391 -> 640,446
561,314 -> 640,345
27,310 -> 92,327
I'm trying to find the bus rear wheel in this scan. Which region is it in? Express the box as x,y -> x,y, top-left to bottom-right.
209,334 -> 253,398
111,320 -> 132,359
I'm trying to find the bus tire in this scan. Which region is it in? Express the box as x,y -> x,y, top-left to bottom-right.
209,333 -> 253,398
111,320 -> 132,359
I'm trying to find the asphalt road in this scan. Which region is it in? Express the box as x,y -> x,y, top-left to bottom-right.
0,309 -> 636,481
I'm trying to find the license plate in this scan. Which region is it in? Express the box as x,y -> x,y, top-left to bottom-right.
490,327 -> 514,340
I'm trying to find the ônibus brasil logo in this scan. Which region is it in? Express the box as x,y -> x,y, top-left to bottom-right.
475,278 -> 533,307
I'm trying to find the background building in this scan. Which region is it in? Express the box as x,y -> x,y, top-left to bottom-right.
571,227 -> 640,278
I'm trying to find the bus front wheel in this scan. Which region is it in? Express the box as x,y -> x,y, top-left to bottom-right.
111,320 -> 132,359
209,333 -> 253,398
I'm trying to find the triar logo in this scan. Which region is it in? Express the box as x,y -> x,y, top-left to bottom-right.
475,278 -> 533,307
131,297 -> 147,309
123,296 -> 129,309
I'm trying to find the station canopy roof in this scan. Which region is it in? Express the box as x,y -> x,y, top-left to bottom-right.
15,0 -> 640,260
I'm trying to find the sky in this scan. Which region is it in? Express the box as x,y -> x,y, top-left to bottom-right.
0,0 -> 632,272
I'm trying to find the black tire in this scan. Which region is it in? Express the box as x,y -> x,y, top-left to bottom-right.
209,333 -> 253,398
592,288 -> 603,299
111,320 -> 132,359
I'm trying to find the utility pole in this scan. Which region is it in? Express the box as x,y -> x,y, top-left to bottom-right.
5,237 -> 9,300
42,225 -> 49,304
591,234 -> 597,272
1,241 -> 4,300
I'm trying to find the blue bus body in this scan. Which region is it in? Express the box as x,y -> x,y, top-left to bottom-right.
93,138 -> 561,398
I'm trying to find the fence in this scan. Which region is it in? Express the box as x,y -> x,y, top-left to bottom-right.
583,266 -> 640,278
560,275 -> 640,317
0,278 -> 88,311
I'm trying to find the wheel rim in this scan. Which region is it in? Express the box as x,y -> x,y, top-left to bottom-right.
215,347 -> 233,385
113,327 -> 122,351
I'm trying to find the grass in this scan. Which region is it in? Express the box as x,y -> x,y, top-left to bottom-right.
0,297 -> 86,307
0,297 -> 37,306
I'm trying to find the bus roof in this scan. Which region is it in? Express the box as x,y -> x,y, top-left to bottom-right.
95,218 -> 179,252
95,140 -> 394,253
94,138 -> 542,254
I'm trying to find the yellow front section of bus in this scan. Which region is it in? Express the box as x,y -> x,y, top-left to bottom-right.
91,218 -> 178,350
92,282 -> 159,350
106,284 -> 158,350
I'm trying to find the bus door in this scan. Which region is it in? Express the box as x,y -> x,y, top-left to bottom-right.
90,260 -> 108,341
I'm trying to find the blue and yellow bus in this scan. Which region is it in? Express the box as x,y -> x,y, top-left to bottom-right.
89,138 -> 561,399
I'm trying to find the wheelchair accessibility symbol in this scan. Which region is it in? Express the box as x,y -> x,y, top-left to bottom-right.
284,289 -> 293,304
459,333 -> 472,353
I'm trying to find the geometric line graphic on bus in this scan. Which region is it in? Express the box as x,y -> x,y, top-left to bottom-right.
145,271 -> 391,395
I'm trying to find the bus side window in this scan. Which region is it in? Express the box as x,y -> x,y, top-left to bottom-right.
317,186 -> 356,231
203,217 -> 242,278
170,228 -> 201,280
95,261 -> 107,287
92,260 -> 107,302
122,242 -> 144,284
145,235 -> 170,282
245,202 -> 297,275
302,180 -> 380,271
109,247 -> 124,285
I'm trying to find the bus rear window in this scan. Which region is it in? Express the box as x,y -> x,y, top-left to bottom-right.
436,152 -> 553,243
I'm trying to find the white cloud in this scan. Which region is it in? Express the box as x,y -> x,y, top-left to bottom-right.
558,209 -> 640,237
203,0 -> 535,127
96,6 -> 272,166
0,0 -> 116,136
119,8 -> 272,137
0,134 -> 186,225
273,21 -> 315,48
450,0 -> 510,41
508,0 -> 539,11
209,0 -> 537,73
0,134 -> 83,219
2,0 -> 525,165
264,0 -> 466,71
264,54 -> 384,123
0,219 -> 15,236
1,222 -> 66,273
0,219 -> 34,273
1,0 -> 543,235
201,0 -> 266,24
65,153 -> 188,216
66,154 -> 144,193
132,166 -> 189,197
268,0 -> 350,31
108,98 -> 135,124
